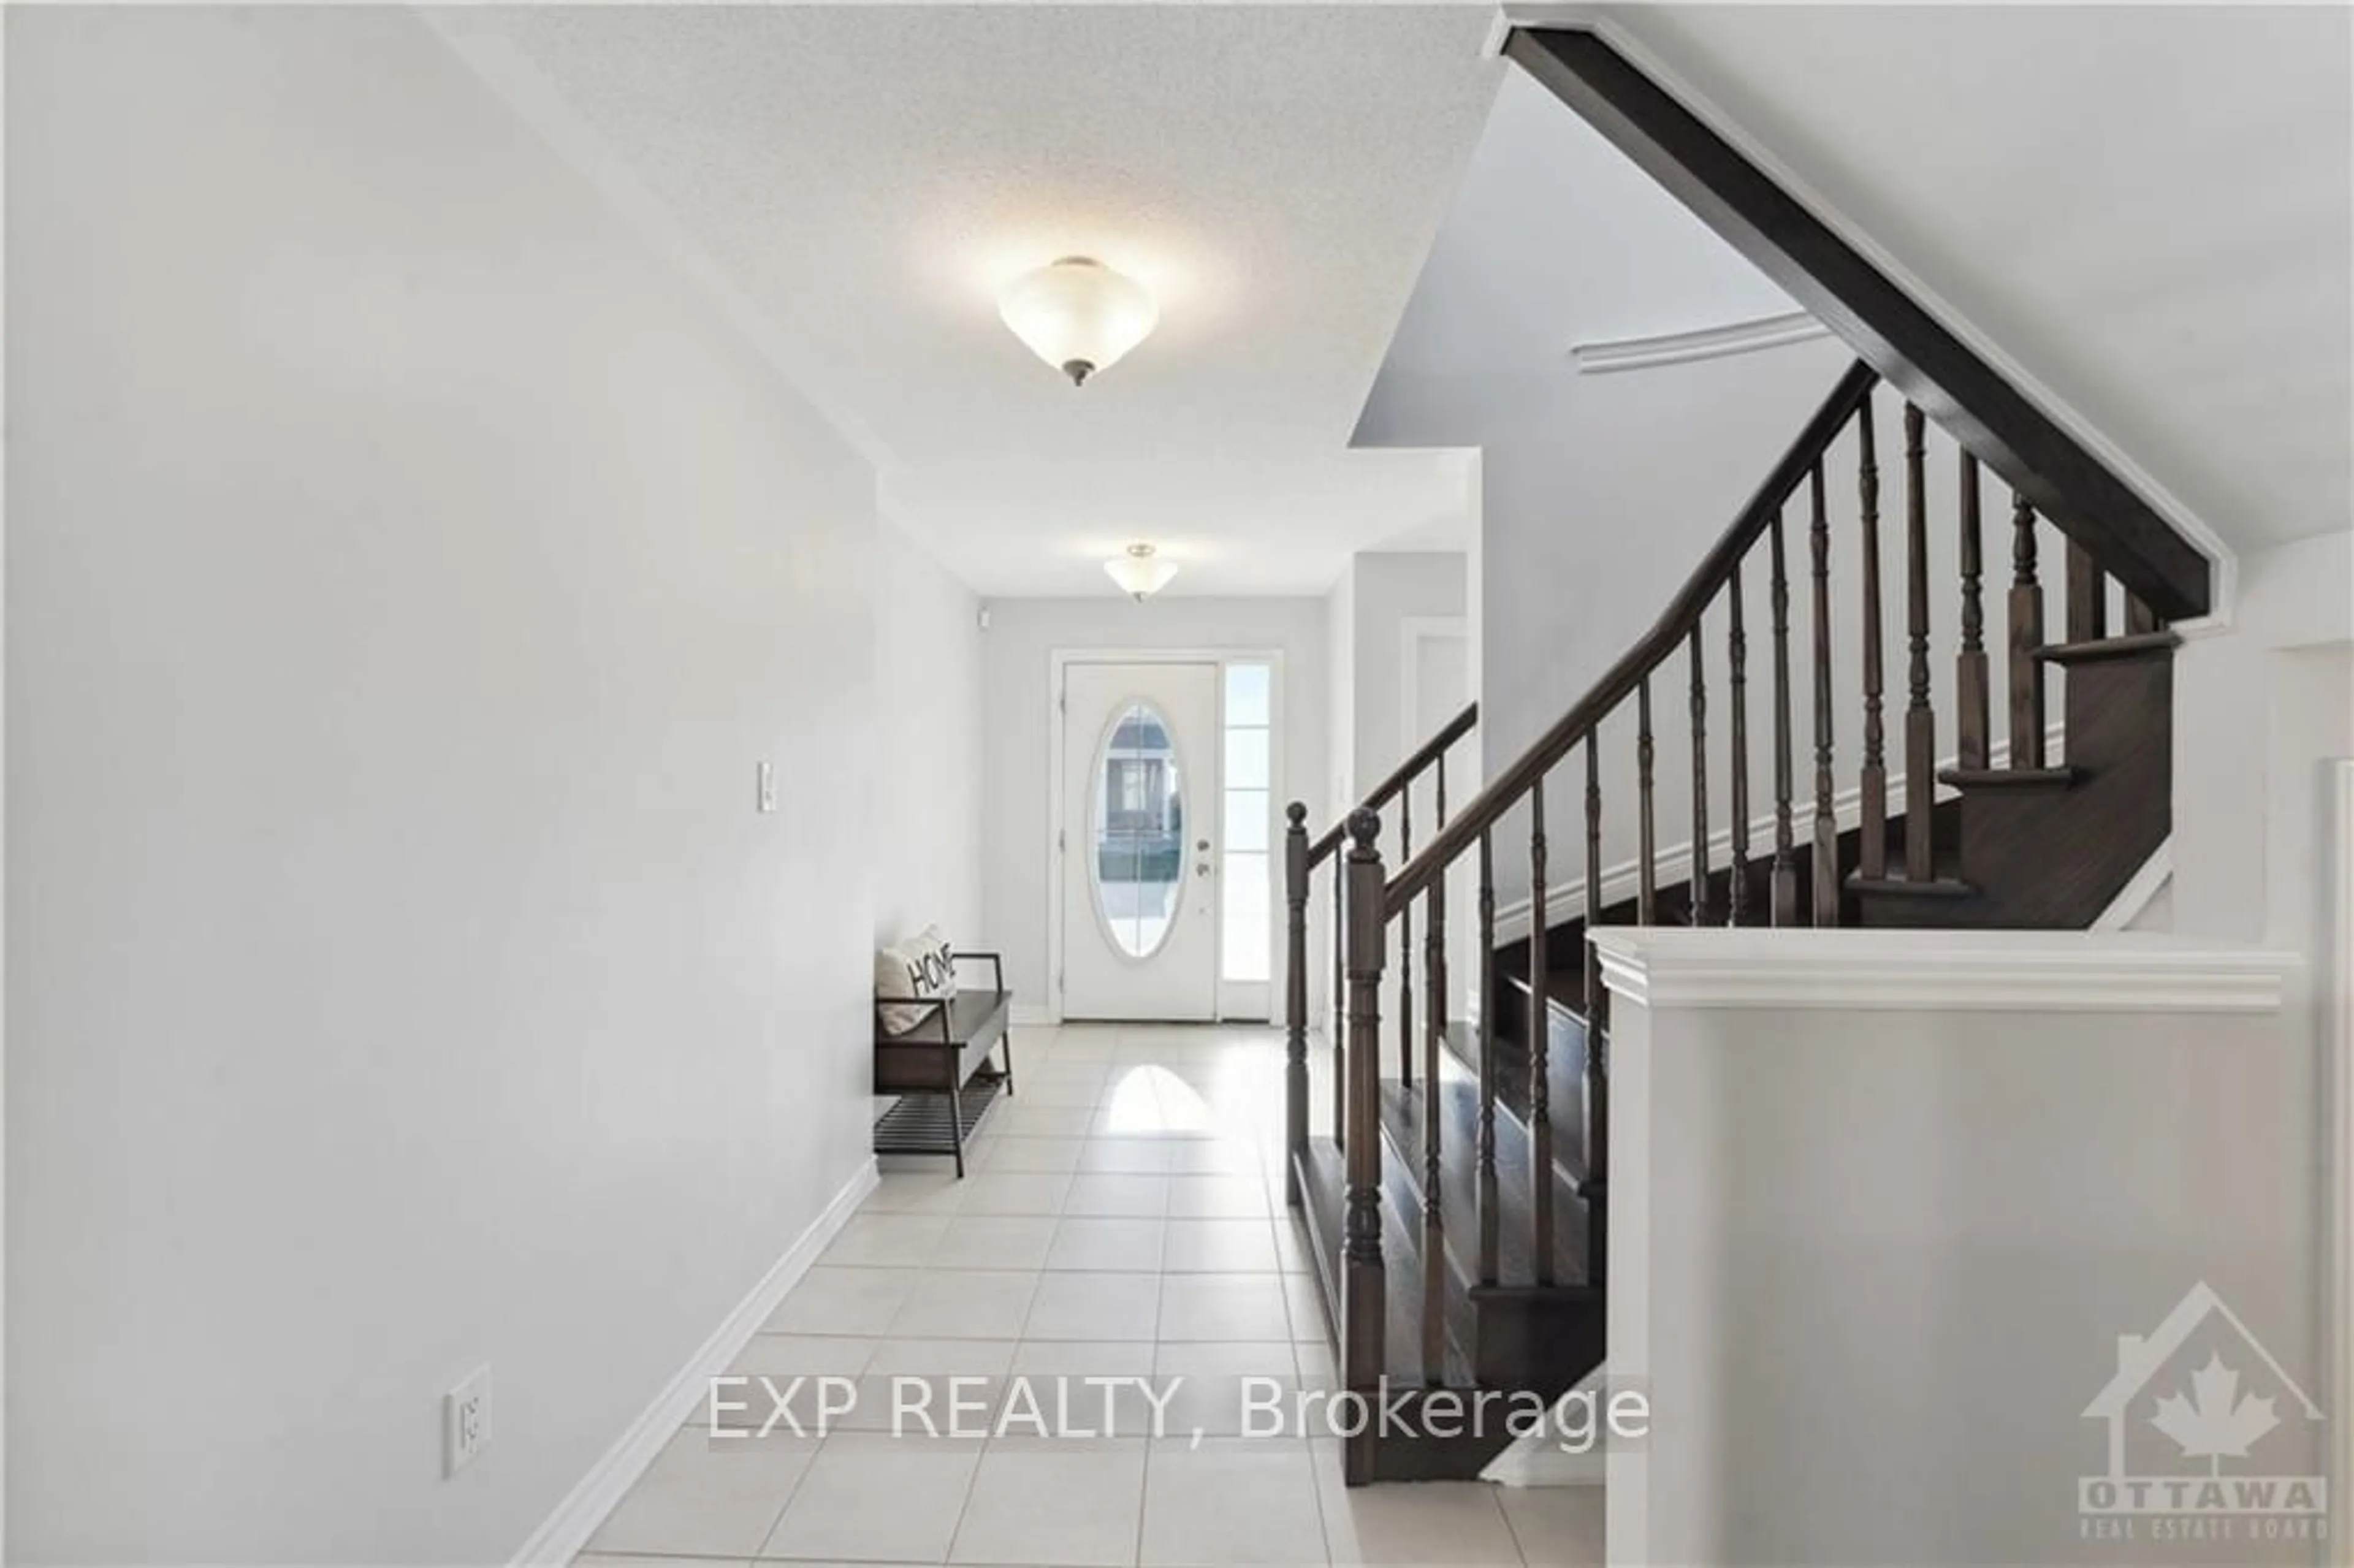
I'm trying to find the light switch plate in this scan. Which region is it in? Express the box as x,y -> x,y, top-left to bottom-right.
757,761 -> 777,813
445,1364 -> 491,1477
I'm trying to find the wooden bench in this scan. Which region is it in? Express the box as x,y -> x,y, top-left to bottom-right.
872,951 -> 1015,1177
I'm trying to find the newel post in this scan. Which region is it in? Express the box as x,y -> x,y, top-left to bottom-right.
1283,802 -> 1310,1206
1341,809 -> 1389,1484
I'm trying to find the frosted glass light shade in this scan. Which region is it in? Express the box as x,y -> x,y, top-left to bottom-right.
1105,544 -> 1178,599
1000,257 -> 1158,386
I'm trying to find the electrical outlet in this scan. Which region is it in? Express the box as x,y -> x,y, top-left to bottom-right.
445,1364 -> 491,1478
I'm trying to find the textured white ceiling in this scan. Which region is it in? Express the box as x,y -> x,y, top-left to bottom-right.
440,5 -> 1501,596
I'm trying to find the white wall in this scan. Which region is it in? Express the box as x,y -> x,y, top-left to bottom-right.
1327,566 -> 1360,814
7,9 -> 891,1561
1613,4 -> 2352,556
2174,530 -> 2354,952
1326,552 -> 1474,1031
873,517 -> 985,950
1598,930 -> 2317,1568
1347,552 -> 1469,796
1322,550 -> 1469,826
978,598 -> 1328,1019
1460,337 -> 1857,785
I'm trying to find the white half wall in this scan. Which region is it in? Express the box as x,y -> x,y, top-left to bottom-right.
7,9 -> 883,1561
978,597 -> 1328,1020
1595,928 -> 2315,1568
874,517 -> 985,951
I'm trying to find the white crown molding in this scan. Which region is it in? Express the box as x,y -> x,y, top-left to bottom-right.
1492,4 -> 2239,634
509,1159 -> 878,1566
1489,723 -> 2065,946
1591,928 -> 2295,1015
1571,311 -> 1829,376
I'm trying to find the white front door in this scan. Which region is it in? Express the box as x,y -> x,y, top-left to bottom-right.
1061,661 -> 1221,1021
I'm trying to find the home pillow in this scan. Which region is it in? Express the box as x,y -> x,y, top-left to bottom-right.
913,926 -> 959,999
875,927 -> 958,1035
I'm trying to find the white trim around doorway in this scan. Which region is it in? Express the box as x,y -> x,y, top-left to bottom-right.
1398,614 -> 1471,765
1045,647 -> 1287,1027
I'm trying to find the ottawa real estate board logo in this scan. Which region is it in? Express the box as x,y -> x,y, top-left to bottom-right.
2079,1281 -> 2327,1548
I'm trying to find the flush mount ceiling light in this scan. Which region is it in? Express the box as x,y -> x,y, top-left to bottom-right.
1105,543 -> 1178,601
999,257 -> 1158,386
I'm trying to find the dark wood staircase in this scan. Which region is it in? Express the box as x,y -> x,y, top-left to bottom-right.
1281,21 -> 2209,1489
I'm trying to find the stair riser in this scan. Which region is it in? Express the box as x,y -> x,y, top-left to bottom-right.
1955,648 -> 2169,922
1471,1286 -> 1607,1396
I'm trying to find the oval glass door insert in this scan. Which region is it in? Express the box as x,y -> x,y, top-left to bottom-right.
1092,700 -> 1186,958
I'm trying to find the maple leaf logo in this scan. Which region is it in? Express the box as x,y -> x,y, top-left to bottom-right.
2149,1353 -> 2280,1475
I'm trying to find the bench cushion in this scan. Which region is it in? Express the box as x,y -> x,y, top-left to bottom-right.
873,990 -> 1010,1094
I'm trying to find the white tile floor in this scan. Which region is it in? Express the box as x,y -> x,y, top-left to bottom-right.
578,1024 -> 1604,1568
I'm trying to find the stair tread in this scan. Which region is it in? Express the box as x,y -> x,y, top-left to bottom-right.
2034,631 -> 2181,665
1290,1136 -> 1471,1387
1375,1062 -> 1588,1293
1938,766 -> 2079,790
1443,997 -> 1590,1169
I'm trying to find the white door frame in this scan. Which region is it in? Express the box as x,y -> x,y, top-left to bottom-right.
1398,614 -> 1471,761
2329,758 -> 2354,1530
1046,647 -> 1286,1026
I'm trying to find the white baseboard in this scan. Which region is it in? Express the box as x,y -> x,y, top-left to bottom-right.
2091,839 -> 2172,931
1011,1003 -> 1056,1029
509,1157 -> 880,1566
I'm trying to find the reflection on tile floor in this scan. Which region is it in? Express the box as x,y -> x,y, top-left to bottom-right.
578,1024 -> 1604,1567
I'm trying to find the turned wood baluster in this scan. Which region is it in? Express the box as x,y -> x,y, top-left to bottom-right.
1688,624 -> 1710,926
1857,396 -> 1889,880
1581,736 -> 1609,1287
1810,463 -> 1838,926
1729,560 -> 1751,926
2009,497 -> 2047,769
1956,453 -> 1990,772
2066,539 -> 2107,644
1422,878 -> 1446,1382
1476,830 -> 1499,1287
1331,857 -> 1346,1151
1398,782 -> 1414,1090
1528,779 -> 1555,1287
1902,404 -> 1935,882
1637,679 -> 1658,924
1339,810 -> 1388,1483
1423,734 -> 1449,1372
1284,804 -> 1309,1205
1583,739 -> 1604,953
1769,511 -> 1798,924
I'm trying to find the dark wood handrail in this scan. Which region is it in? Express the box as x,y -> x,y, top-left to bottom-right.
1383,360 -> 1880,915
1306,701 -> 1479,869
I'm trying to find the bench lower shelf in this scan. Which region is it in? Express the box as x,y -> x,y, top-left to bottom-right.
872,1068 -> 1007,1166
